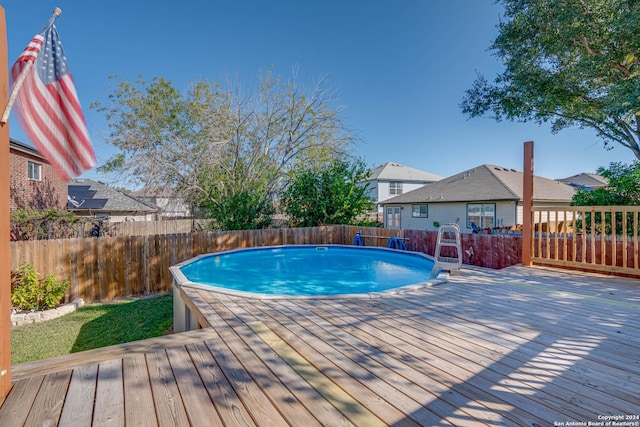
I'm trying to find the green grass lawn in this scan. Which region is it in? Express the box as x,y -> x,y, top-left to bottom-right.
11,293 -> 173,364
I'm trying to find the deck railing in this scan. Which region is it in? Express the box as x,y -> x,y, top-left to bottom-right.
531,205 -> 640,275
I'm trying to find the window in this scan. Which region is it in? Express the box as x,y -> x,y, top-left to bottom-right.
389,181 -> 403,196
27,161 -> 42,180
467,203 -> 495,229
386,206 -> 401,228
412,205 -> 428,218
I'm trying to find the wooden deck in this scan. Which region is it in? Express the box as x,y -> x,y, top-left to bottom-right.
1,265 -> 639,426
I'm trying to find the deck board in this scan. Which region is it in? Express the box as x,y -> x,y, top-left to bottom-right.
2,265 -> 639,426
24,370 -> 71,427
123,354 -> 157,427
185,341 -> 257,427
58,364 -> 97,427
146,349 -> 191,427
93,359 -> 125,426
165,346 -> 224,427
0,375 -> 43,426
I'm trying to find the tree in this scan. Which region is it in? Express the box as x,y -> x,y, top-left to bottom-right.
571,161 -> 640,235
281,159 -> 374,227
93,70 -> 353,228
461,0 -> 640,160
199,189 -> 275,231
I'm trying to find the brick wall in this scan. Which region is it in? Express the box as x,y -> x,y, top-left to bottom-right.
9,145 -> 68,212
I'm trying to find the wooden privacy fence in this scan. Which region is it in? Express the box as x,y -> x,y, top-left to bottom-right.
77,218 -> 214,238
404,229 -> 523,269
11,220 -> 637,305
10,226 -> 355,304
9,225 -> 516,304
531,205 -> 640,276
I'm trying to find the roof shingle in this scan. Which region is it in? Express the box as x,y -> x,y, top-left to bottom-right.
367,162 -> 443,182
68,179 -> 159,212
383,164 -> 575,204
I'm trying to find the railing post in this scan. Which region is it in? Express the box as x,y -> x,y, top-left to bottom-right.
522,141 -> 534,266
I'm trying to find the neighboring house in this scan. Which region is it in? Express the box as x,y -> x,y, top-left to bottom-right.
131,187 -> 191,218
381,164 -> 576,232
9,138 -> 68,213
557,172 -> 608,190
67,178 -> 159,222
365,162 -> 443,214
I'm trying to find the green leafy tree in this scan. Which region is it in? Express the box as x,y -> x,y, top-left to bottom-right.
461,0 -> 640,159
282,159 -> 374,227
93,70 -> 353,228
200,189 -> 275,230
571,161 -> 640,234
572,161 -> 640,206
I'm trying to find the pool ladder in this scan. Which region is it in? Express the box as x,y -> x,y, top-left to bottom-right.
429,224 -> 462,279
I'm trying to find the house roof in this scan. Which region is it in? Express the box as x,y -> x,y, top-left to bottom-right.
367,162 -> 443,182
9,138 -> 47,162
68,179 -> 159,213
382,164 -> 576,204
557,173 -> 608,189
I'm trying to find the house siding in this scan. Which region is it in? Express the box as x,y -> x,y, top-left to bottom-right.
107,213 -> 157,222
375,181 -> 430,212
516,202 -> 577,226
386,201 -> 519,233
10,145 -> 67,213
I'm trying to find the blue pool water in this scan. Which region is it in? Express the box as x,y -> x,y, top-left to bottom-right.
177,245 -> 435,296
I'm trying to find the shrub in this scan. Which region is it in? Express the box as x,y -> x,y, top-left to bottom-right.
11,263 -> 70,311
10,207 -> 79,240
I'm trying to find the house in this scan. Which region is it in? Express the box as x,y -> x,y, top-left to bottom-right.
365,162 -> 443,214
557,172 -> 608,190
9,139 -> 68,213
130,187 -> 191,218
381,164 -> 576,232
67,178 -> 159,222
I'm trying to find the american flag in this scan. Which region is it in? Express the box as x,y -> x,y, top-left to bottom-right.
10,14 -> 96,181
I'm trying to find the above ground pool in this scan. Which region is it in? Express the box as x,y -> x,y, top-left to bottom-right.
171,245 -> 439,298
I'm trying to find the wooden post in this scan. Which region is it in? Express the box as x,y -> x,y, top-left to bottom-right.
522,141 -> 534,266
0,5 -> 12,403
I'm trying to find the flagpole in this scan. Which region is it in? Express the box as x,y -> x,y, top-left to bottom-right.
0,7 -> 62,125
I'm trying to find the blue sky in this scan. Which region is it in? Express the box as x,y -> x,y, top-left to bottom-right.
3,1 -> 634,183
